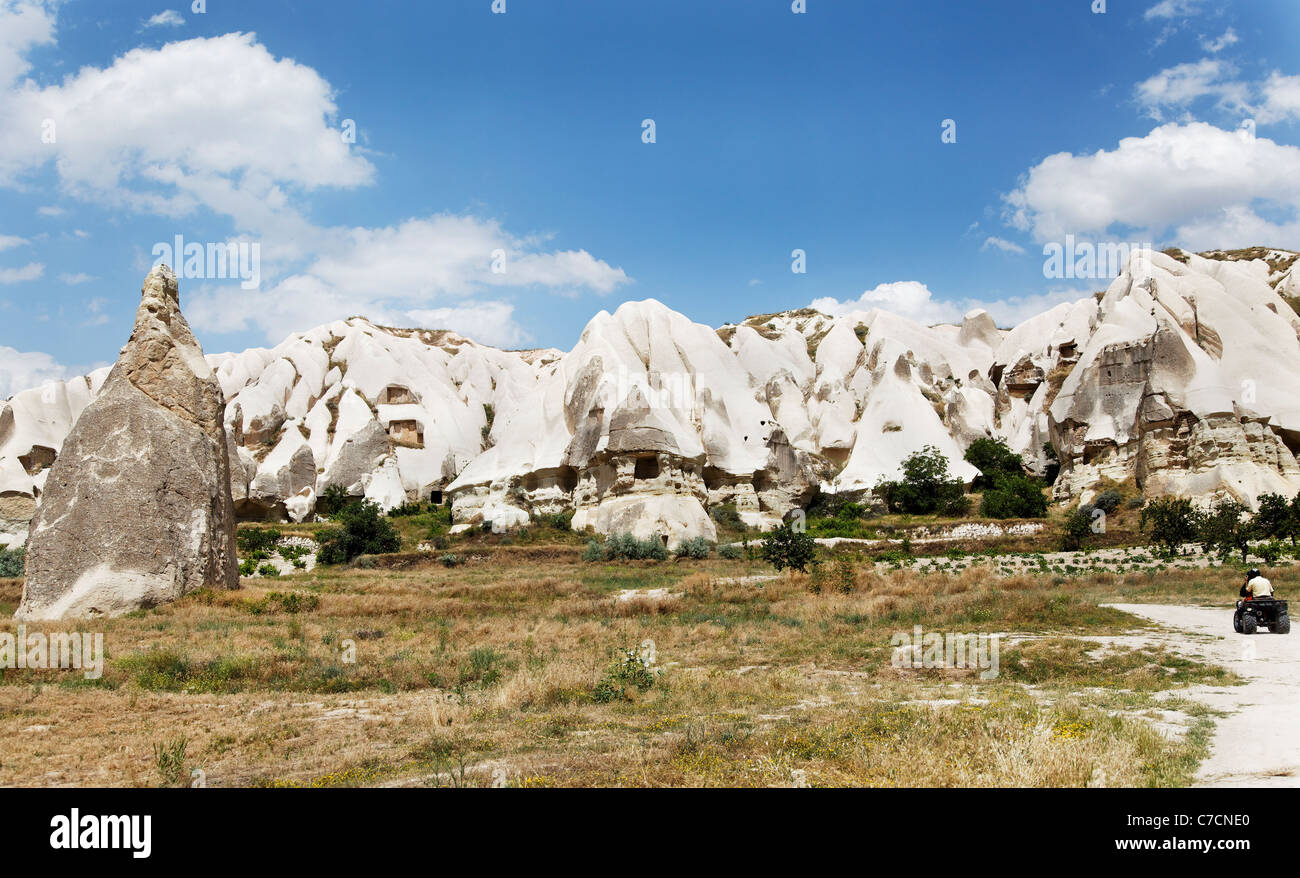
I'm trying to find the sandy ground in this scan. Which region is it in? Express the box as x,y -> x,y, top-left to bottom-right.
1105,602 -> 1300,787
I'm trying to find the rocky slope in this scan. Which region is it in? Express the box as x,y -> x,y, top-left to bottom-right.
2,247 -> 1298,549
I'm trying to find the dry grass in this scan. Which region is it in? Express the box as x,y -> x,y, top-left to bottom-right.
0,553 -> 1261,788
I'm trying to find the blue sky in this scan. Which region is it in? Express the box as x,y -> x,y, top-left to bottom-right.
1,0 -> 1298,395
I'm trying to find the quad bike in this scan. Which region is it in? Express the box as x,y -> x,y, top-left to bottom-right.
1233,598 -> 1290,635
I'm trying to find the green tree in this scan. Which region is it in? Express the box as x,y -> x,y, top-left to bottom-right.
317,500 -> 401,564
761,519 -> 817,573
1195,499 -> 1255,564
1061,506 -> 1094,551
964,438 -> 1024,490
1140,497 -> 1197,557
1256,492 -> 1300,546
883,445 -> 970,516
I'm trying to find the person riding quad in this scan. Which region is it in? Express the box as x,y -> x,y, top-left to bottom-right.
1240,568 -> 1274,599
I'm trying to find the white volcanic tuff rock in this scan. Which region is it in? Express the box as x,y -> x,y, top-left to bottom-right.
3,249 -> 1299,547
0,369 -> 112,549
450,300 -> 779,544
214,317 -> 558,517
17,266 -> 238,620
1050,250 -> 1300,506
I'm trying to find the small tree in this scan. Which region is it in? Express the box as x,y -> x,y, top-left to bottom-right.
761,519 -> 816,573
317,500 -> 401,564
1195,498 -> 1254,564
1256,492 -> 1300,546
886,445 -> 970,516
1140,497 -> 1197,557
1061,506 -> 1094,551
964,438 -> 1024,490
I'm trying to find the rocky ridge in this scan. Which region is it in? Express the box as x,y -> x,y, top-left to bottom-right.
1,247 -> 1297,550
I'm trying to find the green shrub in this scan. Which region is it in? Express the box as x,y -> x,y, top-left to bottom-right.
584,533 -> 668,561
674,537 -> 713,559
316,484 -> 358,517
317,500 -> 401,565
238,558 -> 257,577
760,520 -> 816,573
709,503 -> 749,533
592,648 -> 657,703
1092,489 -> 1122,514
236,527 -> 281,555
831,555 -> 856,593
153,736 -> 190,787
256,563 -> 280,578
718,543 -> 743,560
0,547 -> 26,578
439,553 -> 462,568
980,473 -> 1048,519
276,543 -> 311,563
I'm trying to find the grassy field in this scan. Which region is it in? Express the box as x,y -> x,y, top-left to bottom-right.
2,546 -> 1286,788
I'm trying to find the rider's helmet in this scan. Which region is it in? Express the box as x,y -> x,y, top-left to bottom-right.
1247,568 -> 1261,580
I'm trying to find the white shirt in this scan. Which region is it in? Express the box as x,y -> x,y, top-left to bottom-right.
1248,576 -> 1274,597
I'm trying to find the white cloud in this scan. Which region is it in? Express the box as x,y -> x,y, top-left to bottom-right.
1145,0 -> 1202,20
58,271 -> 94,285
811,281 -> 1087,330
0,262 -> 42,283
1259,72 -> 1300,124
0,31 -> 375,229
0,344 -> 66,399
186,214 -> 627,344
36,205 -> 64,217
981,236 -> 1025,255
0,11 -> 630,349
144,10 -> 185,28
1003,122 -> 1300,250
1200,28 -> 1238,53
0,234 -> 26,251
1135,59 -> 1249,120
0,0 -> 54,87
406,301 -> 530,349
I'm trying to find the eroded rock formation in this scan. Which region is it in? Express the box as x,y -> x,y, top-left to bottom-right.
2,248 -> 1298,553
15,266 -> 238,620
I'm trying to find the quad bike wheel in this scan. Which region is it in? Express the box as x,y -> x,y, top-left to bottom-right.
1241,613 -> 1258,635
1233,613 -> 1244,634
1273,613 -> 1291,635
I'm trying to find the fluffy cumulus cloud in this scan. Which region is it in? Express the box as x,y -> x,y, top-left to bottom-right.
0,344 -> 66,399
1002,122 -> 1300,250
1259,73 -> 1300,124
810,281 -> 1085,330
184,213 -> 627,345
0,1 -> 631,353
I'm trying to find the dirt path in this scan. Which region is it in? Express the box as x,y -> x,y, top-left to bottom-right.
1105,603 -> 1300,787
